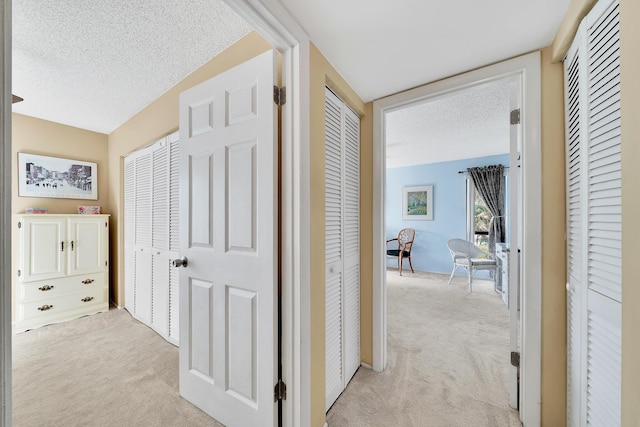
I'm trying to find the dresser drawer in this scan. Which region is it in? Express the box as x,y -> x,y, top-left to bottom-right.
19,273 -> 106,302
18,286 -> 108,322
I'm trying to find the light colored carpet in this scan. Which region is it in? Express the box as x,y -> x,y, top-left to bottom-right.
12,308 -> 222,427
13,270 -> 520,427
326,270 -> 521,427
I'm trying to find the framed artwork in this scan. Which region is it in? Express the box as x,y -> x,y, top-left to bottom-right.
18,152 -> 98,200
402,185 -> 433,220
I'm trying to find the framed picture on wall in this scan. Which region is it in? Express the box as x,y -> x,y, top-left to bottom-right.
18,152 -> 98,200
402,185 -> 433,220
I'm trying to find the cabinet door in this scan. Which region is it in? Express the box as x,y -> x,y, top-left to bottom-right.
68,216 -> 108,276
20,216 -> 67,282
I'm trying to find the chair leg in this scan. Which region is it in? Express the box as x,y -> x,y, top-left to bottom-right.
448,265 -> 457,285
398,256 -> 402,276
408,255 -> 414,273
468,267 -> 472,293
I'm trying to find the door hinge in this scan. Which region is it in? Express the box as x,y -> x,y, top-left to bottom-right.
511,351 -> 520,368
274,86 -> 286,107
274,379 -> 287,401
17,221 -> 21,229
510,108 -> 521,125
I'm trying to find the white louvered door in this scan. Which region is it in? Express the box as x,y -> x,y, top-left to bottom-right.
564,27 -> 588,427
325,87 -> 360,412
123,132 -> 180,345
563,0 -> 621,425
585,0 -> 621,424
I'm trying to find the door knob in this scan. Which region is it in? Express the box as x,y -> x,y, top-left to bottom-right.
172,257 -> 188,268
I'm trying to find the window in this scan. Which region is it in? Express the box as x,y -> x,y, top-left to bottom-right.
467,180 -> 491,251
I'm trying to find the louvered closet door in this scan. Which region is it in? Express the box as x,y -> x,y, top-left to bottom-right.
325,88 -> 344,411
123,132 -> 180,345
151,141 -> 170,337
564,28 -> 588,427
563,0 -> 622,425
124,157 -> 136,315
585,0 -> 621,424
134,150 -> 153,325
325,87 -> 360,412
168,133 -> 180,344
343,106 -> 360,382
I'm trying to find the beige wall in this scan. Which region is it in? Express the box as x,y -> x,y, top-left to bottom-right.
11,113 -> 109,319
309,43 -> 373,427
107,31 -> 272,306
539,46 -> 567,426
620,0 -> 640,425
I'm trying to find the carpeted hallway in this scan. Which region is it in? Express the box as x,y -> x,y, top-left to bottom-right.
326,270 -> 521,426
12,270 -> 520,426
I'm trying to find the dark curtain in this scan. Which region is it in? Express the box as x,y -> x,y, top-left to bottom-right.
467,165 -> 505,253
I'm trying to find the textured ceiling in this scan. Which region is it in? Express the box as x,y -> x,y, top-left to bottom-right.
12,0 -> 252,134
279,0 -> 571,102
385,78 -> 514,169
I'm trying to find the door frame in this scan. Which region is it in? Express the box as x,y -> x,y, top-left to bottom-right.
372,52 -> 542,426
1,0 -> 11,424
0,1 -> 313,426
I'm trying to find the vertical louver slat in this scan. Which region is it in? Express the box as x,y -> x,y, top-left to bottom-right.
169,261 -> 180,344
564,39 -> 584,427
585,1 -> 621,426
342,107 -> 360,383
325,271 -> 343,410
169,137 -> 181,253
168,135 -> 181,345
325,93 -> 342,265
152,145 -> 169,250
135,153 -> 152,248
124,157 -> 136,313
587,0 -> 621,303
586,304 -> 621,426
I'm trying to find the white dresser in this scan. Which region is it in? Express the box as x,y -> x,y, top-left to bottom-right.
15,214 -> 110,333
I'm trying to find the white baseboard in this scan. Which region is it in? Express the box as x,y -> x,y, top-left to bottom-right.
360,362 -> 373,370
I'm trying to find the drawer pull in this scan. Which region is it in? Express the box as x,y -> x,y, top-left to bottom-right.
38,285 -> 54,291
81,279 -> 95,285
37,304 -> 53,311
81,297 -> 94,303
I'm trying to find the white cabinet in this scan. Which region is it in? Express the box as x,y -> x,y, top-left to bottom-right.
124,132 -> 180,345
15,214 -> 110,333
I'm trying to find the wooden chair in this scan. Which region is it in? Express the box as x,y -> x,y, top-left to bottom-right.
386,228 -> 415,276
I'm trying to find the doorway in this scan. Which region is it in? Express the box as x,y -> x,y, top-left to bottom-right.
372,52 -> 542,426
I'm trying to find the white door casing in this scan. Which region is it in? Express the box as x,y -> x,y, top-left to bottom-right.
178,50 -> 278,427
508,78 -> 521,412
372,52 -> 542,426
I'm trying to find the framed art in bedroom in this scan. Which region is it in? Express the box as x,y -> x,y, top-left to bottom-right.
402,185 -> 433,220
18,152 -> 98,200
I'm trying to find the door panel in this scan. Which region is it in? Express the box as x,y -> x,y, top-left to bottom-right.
21,217 -> 66,282
69,217 -> 106,275
179,50 -> 277,427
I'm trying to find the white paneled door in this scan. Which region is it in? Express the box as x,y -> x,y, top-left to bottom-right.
178,51 -> 277,427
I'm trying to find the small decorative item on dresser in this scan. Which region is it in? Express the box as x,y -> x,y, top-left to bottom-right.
77,205 -> 101,214
24,207 -> 48,214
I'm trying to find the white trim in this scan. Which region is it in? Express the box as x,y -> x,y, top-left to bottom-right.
223,2 -> 311,426
1,0 -> 11,424
372,52 -> 542,426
